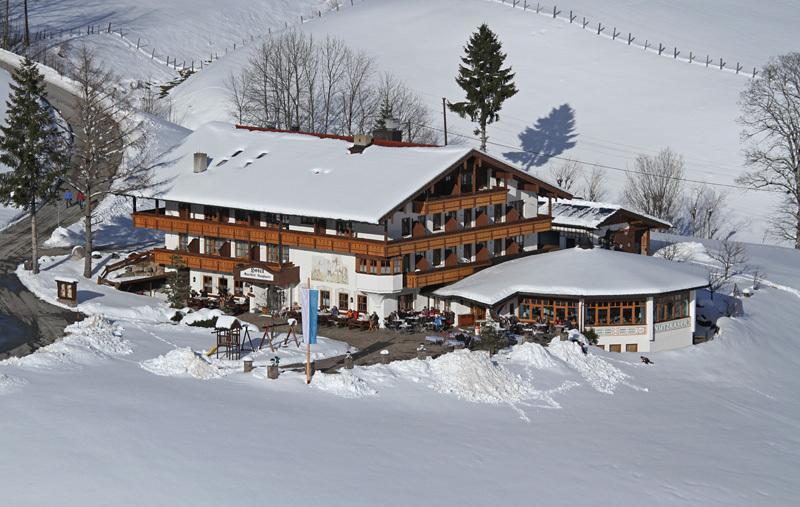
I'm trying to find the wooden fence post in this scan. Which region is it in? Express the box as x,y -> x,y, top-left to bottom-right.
570,10 -> 577,23
689,51 -> 694,63
107,22 -> 111,33
627,33 -> 634,45
553,5 -> 560,18
658,43 -> 664,56
612,27 -> 619,40
644,40 -> 650,51
706,55 -> 710,68
719,58 -> 725,70
674,47 -> 680,59
736,62 -> 743,74
597,22 -> 604,35
582,17 -> 588,29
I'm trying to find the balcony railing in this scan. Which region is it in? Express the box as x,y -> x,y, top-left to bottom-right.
404,261 -> 491,289
415,188 -> 510,215
134,210 -> 551,259
153,249 -> 300,285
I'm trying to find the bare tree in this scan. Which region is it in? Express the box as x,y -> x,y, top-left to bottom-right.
581,166 -> 608,201
623,148 -> 685,223
656,242 -> 694,263
676,184 -> 730,239
707,239 -> 749,297
340,48 -> 375,135
316,36 -> 347,133
737,53 -> 800,249
225,71 -> 250,124
66,47 -> 152,279
549,160 -> 580,192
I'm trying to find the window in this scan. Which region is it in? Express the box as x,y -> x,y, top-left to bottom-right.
655,292 -> 690,323
301,216 -> 318,225
403,254 -> 412,273
392,257 -> 402,274
235,241 -> 249,259
336,220 -> 352,236
463,208 -> 472,227
463,244 -> 472,262
338,292 -> 349,310
518,298 -> 578,324
217,277 -> 229,295
204,206 -> 218,221
320,290 -> 331,309
178,234 -> 188,251
357,295 -> 368,313
202,276 -> 213,294
493,203 -> 504,222
234,280 -> 244,296
461,171 -> 473,192
609,344 -> 622,353
400,294 -> 415,311
204,237 -> 224,256
432,248 -> 442,266
401,217 -> 411,236
493,239 -> 503,256
235,209 -> 249,223
432,213 -> 442,231
381,259 -> 391,274
626,344 -> 638,352
584,300 -> 646,327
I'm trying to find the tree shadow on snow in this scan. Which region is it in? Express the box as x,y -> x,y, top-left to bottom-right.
503,103 -> 577,169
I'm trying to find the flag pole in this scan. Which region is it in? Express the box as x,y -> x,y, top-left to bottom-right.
305,277 -> 311,384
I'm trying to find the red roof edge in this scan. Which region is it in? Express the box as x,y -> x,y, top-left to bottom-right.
234,124 -> 439,148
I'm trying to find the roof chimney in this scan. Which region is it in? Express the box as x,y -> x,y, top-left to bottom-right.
193,152 -> 208,173
349,134 -> 373,154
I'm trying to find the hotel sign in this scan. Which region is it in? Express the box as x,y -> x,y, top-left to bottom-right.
594,326 -> 646,337
239,266 -> 275,283
654,318 -> 691,333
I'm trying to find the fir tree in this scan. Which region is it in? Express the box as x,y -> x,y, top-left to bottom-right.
165,254 -> 190,308
449,24 -> 517,151
0,57 -> 67,274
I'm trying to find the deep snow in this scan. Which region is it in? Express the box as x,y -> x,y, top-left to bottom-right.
2,240 -> 799,505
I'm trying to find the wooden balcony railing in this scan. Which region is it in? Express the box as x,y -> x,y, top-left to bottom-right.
404,261 -> 490,289
415,188 -> 509,215
386,216 -> 551,257
153,249 -> 300,285
134,211 -> 551,260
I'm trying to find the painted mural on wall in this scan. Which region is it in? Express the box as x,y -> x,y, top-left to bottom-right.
311,255 -> 349,284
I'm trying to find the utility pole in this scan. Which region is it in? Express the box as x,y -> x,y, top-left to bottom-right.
442,97 -> 448,146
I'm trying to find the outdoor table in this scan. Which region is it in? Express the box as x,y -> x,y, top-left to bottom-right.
425,335 -> 444,344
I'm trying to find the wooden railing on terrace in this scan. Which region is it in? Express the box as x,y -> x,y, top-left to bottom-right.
415,188 -> 509,215
404,261 -> 490,289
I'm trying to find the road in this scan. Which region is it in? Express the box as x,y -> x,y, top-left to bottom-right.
0,59 -> 114,358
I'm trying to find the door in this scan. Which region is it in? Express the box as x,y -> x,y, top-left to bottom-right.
218,277 -> 229,295
202,276 -> 213,294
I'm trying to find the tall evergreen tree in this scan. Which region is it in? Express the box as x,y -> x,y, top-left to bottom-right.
449,24 -> 517,151
0,57 -> 67,274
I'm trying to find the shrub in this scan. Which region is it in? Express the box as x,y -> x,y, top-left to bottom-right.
583,328 -> 599,345
187,316 -> 218,328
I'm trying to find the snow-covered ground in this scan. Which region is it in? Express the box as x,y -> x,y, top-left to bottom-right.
2,241 -> 799,505
169,0 -> 799,245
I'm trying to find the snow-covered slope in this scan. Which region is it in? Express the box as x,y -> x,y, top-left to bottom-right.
171,0 -> 797,244
2,241 -> 800,505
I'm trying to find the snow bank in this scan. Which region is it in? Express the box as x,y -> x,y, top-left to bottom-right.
312,370 -> 378,399
504,342 -> 557,369
140,347 -> 221,380
3,315 -> 131,369
181,308 -> 224,326
547,339 -> 630,394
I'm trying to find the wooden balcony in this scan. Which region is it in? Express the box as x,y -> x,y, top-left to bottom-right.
404,261 -> 490,290
386,216 -> 552,257
153,249 -> 300,285
134,211 -> 552,260
415,188 -> 509,215
134,211 -> 387,257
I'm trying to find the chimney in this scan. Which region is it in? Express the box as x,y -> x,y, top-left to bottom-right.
193,152 -> 208,173
349,134 -> 373,154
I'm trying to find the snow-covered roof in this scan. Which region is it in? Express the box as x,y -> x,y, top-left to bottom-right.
214,315 -> 240,329
142,122 -> 474,223
539,198 -> 671,230
434,248 -> 708,305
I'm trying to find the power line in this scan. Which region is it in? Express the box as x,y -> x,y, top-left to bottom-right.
410,120 -> 784,194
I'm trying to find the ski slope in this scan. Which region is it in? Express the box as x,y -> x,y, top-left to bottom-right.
1,240 -> 798,505
170,0 -> 799,245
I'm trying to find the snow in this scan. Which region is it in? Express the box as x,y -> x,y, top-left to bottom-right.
541,197 -> 671,230
2,236 -> 800,505
169,0 -> 798,244
140,122 -> 471,223
140,347 -> 221,380
434,247 -> 709,305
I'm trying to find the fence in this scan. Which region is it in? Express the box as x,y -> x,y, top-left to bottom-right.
22,0 -> 368,80
494,0 -> 759,78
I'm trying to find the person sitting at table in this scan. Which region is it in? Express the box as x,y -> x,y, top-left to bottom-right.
345,309 -> 354,319
331,306 -> 339,318
369,312 -> 379,331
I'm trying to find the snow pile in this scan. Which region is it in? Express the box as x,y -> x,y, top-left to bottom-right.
418,349 -> 537,404
181,308 -> 224,326
312,370 -> 378,399
3,315 -> 131,369
140,347 -> 221,380
547,339 -> 630,394
504,342 -> 557,369
0,373 -> 27,394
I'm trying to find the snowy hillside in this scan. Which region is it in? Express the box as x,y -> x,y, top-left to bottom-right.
170,0 -> 800,244
0,67 -> 17,229
1,238 -> 799,505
